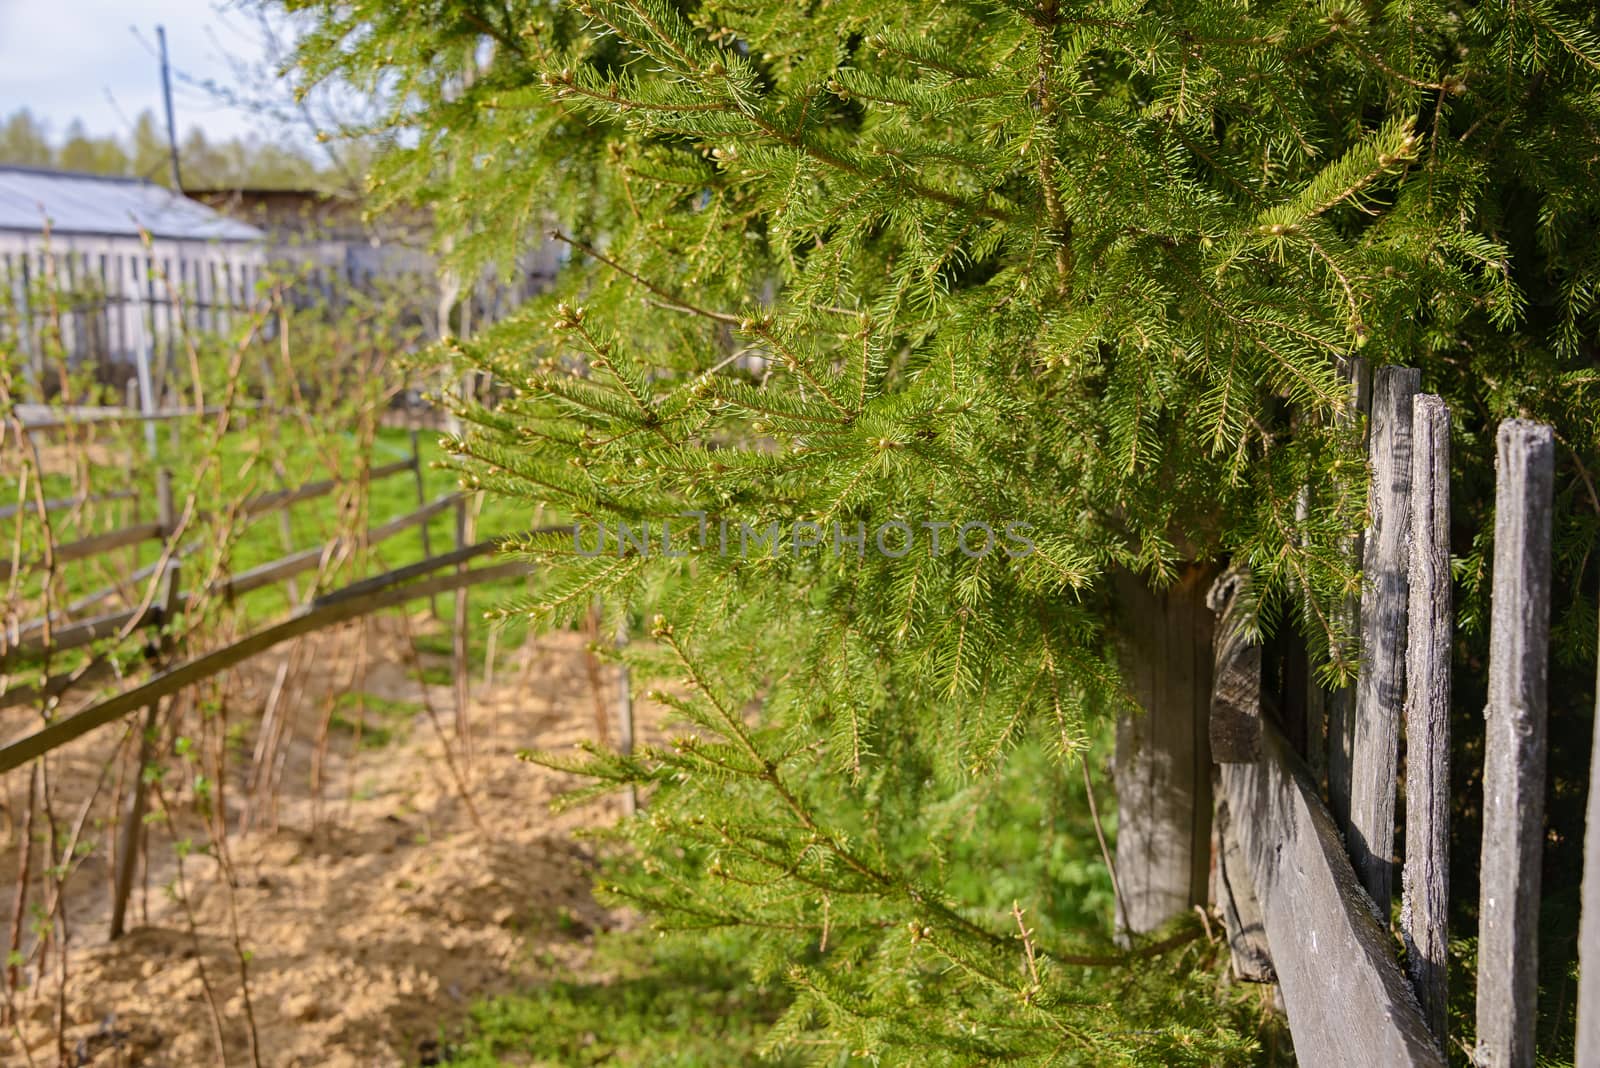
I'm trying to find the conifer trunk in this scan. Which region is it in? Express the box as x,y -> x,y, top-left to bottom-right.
1111,564 -> 1218,935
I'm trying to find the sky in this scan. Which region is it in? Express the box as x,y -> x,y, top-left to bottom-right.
0,0 -> 296,146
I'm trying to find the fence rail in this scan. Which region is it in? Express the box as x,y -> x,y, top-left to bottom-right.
15,403 -> 264,432
0,490 -> 135,522
0,490 -> 458,672
0,549 -> 532,775
1219,726 -> 1444,1067
0,454 -> 427,637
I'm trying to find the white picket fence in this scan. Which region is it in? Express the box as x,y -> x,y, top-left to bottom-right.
0,235 -> 267,407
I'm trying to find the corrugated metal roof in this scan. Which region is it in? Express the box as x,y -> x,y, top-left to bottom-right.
0,166 -> 263,242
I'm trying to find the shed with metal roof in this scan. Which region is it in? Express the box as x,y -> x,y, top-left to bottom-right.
0,165 -> 265,243
0,166 -> 267,403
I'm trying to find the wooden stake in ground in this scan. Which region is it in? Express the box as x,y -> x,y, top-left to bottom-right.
453,494 -> 476,768
582,599 -> 612,750
260,356 -> 301,605
410,428 -> 437,618
110,559 -> 180,939
4,763 -> 38,1022
1401,394 -> 1450,1050
1475,419 -> 1553,1068
110,700 -> 160,940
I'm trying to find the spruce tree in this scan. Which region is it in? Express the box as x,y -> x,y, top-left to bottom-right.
281,0 -> 1600,1061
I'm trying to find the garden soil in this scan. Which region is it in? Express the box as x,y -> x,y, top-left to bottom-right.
1,616 -> 647,1066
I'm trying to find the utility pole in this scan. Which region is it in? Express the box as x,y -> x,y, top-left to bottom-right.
157,25 -> 182,190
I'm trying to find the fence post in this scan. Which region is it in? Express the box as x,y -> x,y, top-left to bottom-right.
156,467 -> 174,538
453,493 -> 473,767
583,599 -> 613,749
109,559 -> 180,940
1111,564 -> 1215,936
409,428 -> 437,617
258,357 -> 300,605
1578,617 -> 1600,1068
132,256 -> 158,456
1328,356 -> 1372,838
1402,394 -> 1451,1049
1350,365 -> 1420,910
1475,419 -> 1554,1068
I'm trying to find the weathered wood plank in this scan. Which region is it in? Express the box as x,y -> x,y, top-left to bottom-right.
240,457 -> 414,517
1207,568 -> 1262,763
0,460 -> 414,585
1476,419 -> 1554,1068
1577,617 -> 1600,1068
1220,726 -> 1445,1068
216,493 -> 458,600
0,658 -> 121,711
1213,794 -> 1274,981
0,522 -> 164,582
1112,564 -> 1216,935
0,489 -> 135,522
1350,365 -> 1421,910
54,452 -> 416,614
1328,356 -> 1372,839
1401,394 -> 1451,1050
0,604 -> 146,667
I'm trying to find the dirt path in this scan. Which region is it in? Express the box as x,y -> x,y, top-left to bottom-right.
2,617 -> 640,1067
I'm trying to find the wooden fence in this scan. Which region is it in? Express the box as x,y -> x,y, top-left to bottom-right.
1114,365 -> 1597,1067
0,410 -> 554,944
0,242 -> 267,405
0,239 -> 563,403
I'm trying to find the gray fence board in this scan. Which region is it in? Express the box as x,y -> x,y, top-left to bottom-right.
1327,356 -> 1372,840
1475,419 -> 1554,1068
1220,727 -> 1445,1068
1401,394 -> 1451,1050
1350,365 -> 1420,910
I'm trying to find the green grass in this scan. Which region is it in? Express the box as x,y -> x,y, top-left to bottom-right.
440,930 -> 804,1068
326,689 -> 423,749
940,735 -> 1120,944
437,730 -> 1289,1066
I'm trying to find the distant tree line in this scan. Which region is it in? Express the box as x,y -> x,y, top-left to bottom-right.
0,106 -> 341,191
